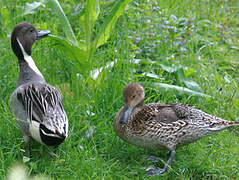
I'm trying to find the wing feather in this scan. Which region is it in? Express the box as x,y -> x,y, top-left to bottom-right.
12,82 -> 68,137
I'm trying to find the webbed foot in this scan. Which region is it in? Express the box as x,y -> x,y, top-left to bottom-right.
146,166 -> 167,176
145,150 -> 176,176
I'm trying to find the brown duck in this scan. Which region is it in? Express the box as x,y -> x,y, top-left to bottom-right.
114,82 -> 239,175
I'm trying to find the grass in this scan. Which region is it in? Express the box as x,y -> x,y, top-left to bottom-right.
0,0 -> 239,179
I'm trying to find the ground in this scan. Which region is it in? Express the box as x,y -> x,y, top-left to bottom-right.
0,0 -> 239,179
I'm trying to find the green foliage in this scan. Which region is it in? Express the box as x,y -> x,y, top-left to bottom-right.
93,0 -> 131,49
48,0 -> 78,46
0,0 -> 239,179
142,82 -> 210,98
21,0 -> 132,78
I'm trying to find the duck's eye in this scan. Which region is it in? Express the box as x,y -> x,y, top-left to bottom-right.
29,28 -> 34,33
131,94 -> 136,99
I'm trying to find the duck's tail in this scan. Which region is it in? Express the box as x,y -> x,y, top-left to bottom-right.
208,118 -> 239,131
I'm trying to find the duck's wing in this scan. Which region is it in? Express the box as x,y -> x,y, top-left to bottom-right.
171,103 -> 239,129
131,103 -> 179,124
10,82 -> 68,138
128,103 -> 178,134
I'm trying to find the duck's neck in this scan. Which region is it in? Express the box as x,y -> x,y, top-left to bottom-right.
17,59 -> 45,87
15,37 -> 45,87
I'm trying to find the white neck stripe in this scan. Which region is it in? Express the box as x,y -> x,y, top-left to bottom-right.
16,38 -> 43,77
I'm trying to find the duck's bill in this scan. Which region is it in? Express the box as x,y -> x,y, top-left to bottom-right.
37,30 -> 51,39
119,104 -> 132,124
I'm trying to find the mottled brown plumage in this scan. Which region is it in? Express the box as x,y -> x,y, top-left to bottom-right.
114,82 -> 239,175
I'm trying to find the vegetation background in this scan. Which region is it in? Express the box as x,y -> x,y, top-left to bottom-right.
0,0 -> 239,179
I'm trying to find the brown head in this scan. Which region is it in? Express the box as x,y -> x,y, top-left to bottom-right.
11,22 -> 50,60
119,83 -> 145,124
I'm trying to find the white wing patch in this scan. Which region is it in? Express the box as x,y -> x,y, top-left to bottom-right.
16,38 -> 43,77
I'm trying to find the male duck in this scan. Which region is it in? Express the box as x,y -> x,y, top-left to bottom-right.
10,22 -> 68,155
114,82 -> 239,175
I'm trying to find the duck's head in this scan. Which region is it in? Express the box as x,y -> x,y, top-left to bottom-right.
11,22 -> 50,60
120,83 -> 145,124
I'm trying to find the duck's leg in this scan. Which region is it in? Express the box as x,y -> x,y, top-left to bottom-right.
146,150 -> 176,176
23,135 -> 31,162
49,146 -> 58,158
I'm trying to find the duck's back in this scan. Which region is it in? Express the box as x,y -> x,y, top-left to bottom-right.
114,103 -> 238,150
10,82 -> 68,145
114,103 -> 179,150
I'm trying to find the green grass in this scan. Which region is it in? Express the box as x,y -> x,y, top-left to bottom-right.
1,0 -> 239,179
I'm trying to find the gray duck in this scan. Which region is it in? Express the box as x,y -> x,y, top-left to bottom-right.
10,22 -> 68,157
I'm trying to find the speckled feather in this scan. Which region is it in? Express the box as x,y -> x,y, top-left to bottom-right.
114,82 -> 239,175
114,97 -> 239,151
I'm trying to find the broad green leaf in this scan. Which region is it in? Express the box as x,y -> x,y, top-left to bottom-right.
141,72 -> 160,79
93,0 -> 132,49
84,0 -> 100,58
141,82 -> 211,98
177,68 -> 202,92
159,63 -> 182,73
49,35 -> 87,72
22,1 -> 45,16
183,80 -> 202,92
80,0 -> 100,52
89,0 -> 100,27
83,0 -> 100,30
48,0 -> 78,46
90,61 -> 116,80
159,63 -> 202,92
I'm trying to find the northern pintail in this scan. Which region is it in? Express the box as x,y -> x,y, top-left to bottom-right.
10,22 -> 68,156
114,82 -> 239,175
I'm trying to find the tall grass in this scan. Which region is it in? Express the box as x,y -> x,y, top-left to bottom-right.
0,0 -> 239,179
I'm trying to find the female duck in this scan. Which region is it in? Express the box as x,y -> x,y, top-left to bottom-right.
114,82 -> 239,175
